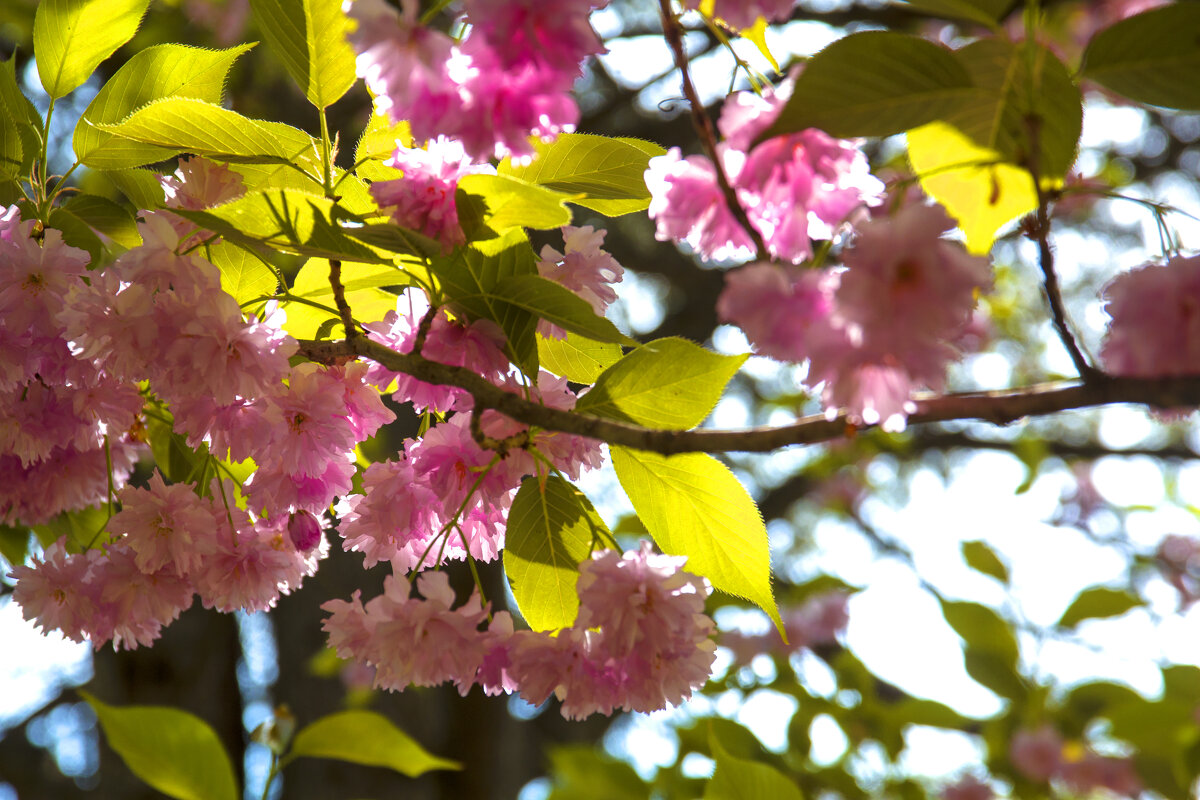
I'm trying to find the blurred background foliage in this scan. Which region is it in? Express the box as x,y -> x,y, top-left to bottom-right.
2,1 -> 1200,799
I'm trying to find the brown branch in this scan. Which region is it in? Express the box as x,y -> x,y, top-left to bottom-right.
327,258 -> 358,340
656,0 -> 769,261
298,336 -> 1200,456
1031,183 -> 1098,381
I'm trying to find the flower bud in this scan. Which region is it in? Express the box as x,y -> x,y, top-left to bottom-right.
287,511 -> 322,553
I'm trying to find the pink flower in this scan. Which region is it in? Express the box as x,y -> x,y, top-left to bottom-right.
940,775 -> 993,800
246,457 -> 356,515
806,204 -> 992,429
93,543 -> 195,650
0,223 -> 90,341
160,156 -> 246,210
11,538 -> 102,644
463,0 -> 604,78
336,459 -> 441,570
537,225 -> 624,338
1059,754 -> 1142,797
347,0 -> 459,141
321,590 -> 374,660
371,137 -> 483,251
1101,254 -> 1200,378
407,415 -> 526,511
716,261 -> 835,361
192,503 -> 319,612
646,81 -> 881,264
646,148 -> 755,262
362,572 -> 492,693
0,439 -> 141,527
444,40 -> 579,161
364,290 -> 509,413
109,473 -> 221,575
1010,726 -> 1064,782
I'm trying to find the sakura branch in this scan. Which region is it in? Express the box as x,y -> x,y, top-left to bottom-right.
298,336 -> 1200,456
656,0 -> 769,261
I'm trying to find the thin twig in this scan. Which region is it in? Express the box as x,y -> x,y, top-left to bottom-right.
1031,184 -> 1097,380
657,0 -> 769,261
327,259 -> 358,340
298,336 -> 1200,456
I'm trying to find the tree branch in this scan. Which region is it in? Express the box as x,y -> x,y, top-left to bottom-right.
298,337 -> 1200,456
656,0 -> 769,261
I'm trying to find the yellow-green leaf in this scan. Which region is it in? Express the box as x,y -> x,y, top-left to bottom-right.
505,475 -> 608,631
612,447 -> 781,632
289,710 -> 459,777
34,0 -> 151,99
249,0 -> 356,109
907,121 -> 1036,254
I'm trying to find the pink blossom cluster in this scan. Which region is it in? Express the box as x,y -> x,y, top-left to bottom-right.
346,0 -> 605,160
721,589 -> 849,666
939,775 -> 993,800
337,372 -> 602,573
1010,726 -> 1142,797
10,474 -> 328,649
646,80 -> 883,264
1101,253 -> 1200,378
364,288 -> 510,414
0,206 -> 143,525
718,203 -> 992,429
537,225 -> 625,339
370,137 -> 488,250
1156,534 -> 1200,606
322,542 -> 716,719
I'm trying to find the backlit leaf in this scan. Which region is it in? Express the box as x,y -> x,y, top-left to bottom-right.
34,0 -> 151,99
289,710 -> 459,777
490,275 -> 636,346
82,692 -> 238,800
1057,586 -> 1142,629
575,338 -> 746,429
505,476 -> 608,631
1083,4 -> 1200,110
761,31 -> 975,140
537,332 -> 623,384
612,447 -> 781,631
249,0 -> 356,108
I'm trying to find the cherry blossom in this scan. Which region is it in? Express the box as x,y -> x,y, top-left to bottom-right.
1101,253 -> 1200,378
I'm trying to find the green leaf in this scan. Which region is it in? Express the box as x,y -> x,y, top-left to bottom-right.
33,0 -> 151,99
75,43 -> 254,169
490,275 -> 636,346
704,729 -> 803,800
946,39 -> 1082,178
47,207 -> 104,263
611,447 -> 781,631
940,600 -> 1019,665
1082,3 -> 1200,110
907,121 -> 1037,254
575,338 -> 746,429
206,240 -> 279,304
172,189 -> 385,263
940,599 -> 1025,699
81,692 -> 238,800
146,409 -> 210,484
32,505 -> 111,551
288,710 -> 460,777
457,173 -> 577,235
61,194 -> 142,249
433,229 -> 539,375
94,98 -> 318,167
505,476 -> 609,631
0,525 -> 32,568
341,222 -> 443,261
0,57 -> 42,176
498,133 -> 666,216
546,745 -> 651,800
98,167 -> 167,209
249,0 -> 356,108
961,540 -> 1008,583
355,109 -> 411,165
898,0 -> 1014,27
0,96 -> 23,180
537,332 -> 623,384
1056,586 -> 1142,629
282,258 -> 408,339
760,31 -> 975,140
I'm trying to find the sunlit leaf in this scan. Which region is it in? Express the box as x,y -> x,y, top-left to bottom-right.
288,710 -> 460,776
